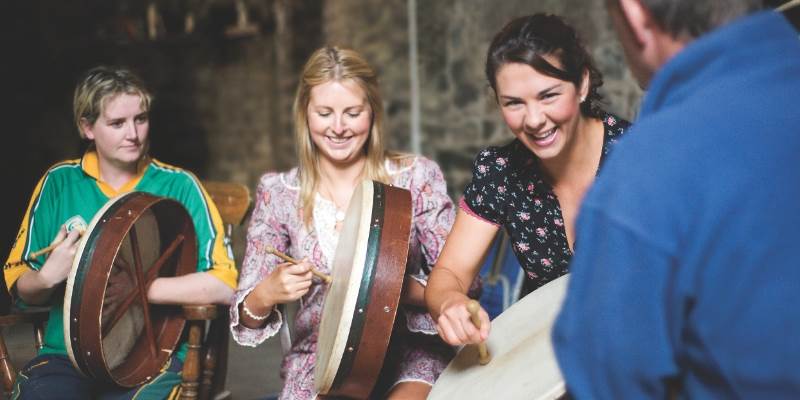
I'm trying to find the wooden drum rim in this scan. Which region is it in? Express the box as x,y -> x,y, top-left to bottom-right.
315,181 -> 412,398
329,183 -> 411,398
64,191 -> 197,388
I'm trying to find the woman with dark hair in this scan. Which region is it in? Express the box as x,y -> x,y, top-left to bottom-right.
426,14 -> 632,346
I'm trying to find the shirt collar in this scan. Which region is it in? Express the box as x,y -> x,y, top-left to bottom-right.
80,149 -> 150,197
642,11 -> 789,117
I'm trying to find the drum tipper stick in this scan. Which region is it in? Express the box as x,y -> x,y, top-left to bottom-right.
3,227 -> 86,269
266,246 -> 332,284
4,242 -> 64,268
467,300 -> 492,365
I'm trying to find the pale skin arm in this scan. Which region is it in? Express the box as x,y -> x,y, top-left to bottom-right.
401,278 -> 426,308
15,226 -> 82,305
17,225 -> 233,307
147,272 -> 235,305
239,260 -> 313,329
425,209 -> 498,346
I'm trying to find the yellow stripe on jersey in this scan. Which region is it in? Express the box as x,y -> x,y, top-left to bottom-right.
3,160 -> 79,291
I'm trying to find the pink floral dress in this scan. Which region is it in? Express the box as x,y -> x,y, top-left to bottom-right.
230,156 -> 455,399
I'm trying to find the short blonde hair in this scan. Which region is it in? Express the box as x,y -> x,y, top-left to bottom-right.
293,46 -> 404,226
73,66 -> 152,139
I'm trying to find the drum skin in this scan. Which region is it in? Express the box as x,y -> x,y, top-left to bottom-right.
315,180 -> 412,398
64,192 -> 197,388
428,275 -> 570,400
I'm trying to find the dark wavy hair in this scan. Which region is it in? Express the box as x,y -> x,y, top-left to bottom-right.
485,14 -> 604,118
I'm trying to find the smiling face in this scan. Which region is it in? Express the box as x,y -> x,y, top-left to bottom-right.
307,79 -> 372,168
81,93 -> 149,173
495,62 -> 588,161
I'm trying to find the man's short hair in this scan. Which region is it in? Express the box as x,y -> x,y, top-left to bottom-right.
637,0 -> 763,39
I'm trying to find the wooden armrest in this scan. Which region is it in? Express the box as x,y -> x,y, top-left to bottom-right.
0,306 -> 50,327
182,305 -> 221,321
0,306 -> 51,392
180,305 -> 230,400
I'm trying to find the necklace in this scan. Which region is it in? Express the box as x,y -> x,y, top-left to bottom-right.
335,208 -> 346,222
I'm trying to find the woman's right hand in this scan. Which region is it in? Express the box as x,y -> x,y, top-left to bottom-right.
435,292 -> 491,346
252,260 -> 314,307
38,225 -> 82,288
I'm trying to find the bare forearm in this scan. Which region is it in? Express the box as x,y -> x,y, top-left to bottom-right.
15,270 -> 60,305
401,277 -> 426,307
425,266 -> 471,320
147,272 -> 234,305
425,209 -> 498,320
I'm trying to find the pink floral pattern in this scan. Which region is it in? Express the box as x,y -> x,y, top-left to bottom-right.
462,112 -> 630,296
230,156 -> 455,399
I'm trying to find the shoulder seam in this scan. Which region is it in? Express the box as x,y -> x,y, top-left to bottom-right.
387,156 -> 419,176
276,169 -> 300,191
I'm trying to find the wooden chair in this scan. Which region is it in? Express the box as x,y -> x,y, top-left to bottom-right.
180,181 -> 251,400
0,180 -> 251,400
0,304 -> 48,396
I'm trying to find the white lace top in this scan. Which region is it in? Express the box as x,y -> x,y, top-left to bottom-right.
312,194 -> 342,270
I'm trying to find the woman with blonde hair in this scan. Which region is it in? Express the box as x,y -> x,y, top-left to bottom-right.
230,46 -> 456,399
5,65 -> 237,399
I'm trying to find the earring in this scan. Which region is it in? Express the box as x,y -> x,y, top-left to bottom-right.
580,96 -> 586,103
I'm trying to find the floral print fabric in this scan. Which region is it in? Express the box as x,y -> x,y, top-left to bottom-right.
230,156 -> 455,399
461,113 -> 631,295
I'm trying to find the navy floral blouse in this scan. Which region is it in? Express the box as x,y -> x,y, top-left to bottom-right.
461,113 -> 631,296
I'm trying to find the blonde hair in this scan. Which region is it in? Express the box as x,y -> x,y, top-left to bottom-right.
73,66 -> 151,139
293,46 -> 406,226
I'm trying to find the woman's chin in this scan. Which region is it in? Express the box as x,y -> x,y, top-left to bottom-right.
320,149 -> 365,166
522,139 -> 562,161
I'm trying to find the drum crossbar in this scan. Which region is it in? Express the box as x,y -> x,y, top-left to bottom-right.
101,234 -> 186,337
128,225 -> 159,359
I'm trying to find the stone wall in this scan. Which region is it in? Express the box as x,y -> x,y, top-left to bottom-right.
322,0 -> 642,196
2,0 -> 642,256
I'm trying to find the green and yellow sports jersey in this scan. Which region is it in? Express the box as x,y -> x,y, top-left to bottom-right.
3,150 -> 237,357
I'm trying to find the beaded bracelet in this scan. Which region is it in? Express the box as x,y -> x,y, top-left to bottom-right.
241,298 -> 270,321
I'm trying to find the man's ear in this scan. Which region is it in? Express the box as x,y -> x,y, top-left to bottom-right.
616,0 -> 654,50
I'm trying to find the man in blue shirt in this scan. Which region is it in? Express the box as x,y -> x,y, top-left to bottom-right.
553,0 -> 800,398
